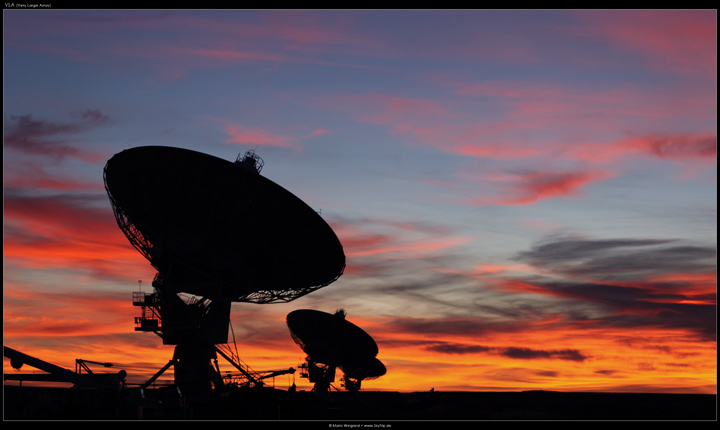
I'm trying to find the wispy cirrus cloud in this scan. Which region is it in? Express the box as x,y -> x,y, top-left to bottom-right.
327,214 -> 472,264
492,234 -> 718,340
468,169 -> 612,206
339,80 -> 715,166
211,118 -> 329,152
566,132 -> 717,166
624,133 -> 717,160
513,235 -> 717,283
223,124 -> 295,149
567,9 -> 717,78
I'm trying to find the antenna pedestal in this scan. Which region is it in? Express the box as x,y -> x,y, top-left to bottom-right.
172,343 -> 224,397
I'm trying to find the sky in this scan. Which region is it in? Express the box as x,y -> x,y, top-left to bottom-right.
2,9 -> 717,395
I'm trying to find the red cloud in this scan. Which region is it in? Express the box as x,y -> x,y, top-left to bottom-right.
3,192 -> 152,283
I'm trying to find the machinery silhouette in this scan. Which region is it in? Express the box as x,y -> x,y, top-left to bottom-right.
287,309 -> 386,393
103,146 -> 346,399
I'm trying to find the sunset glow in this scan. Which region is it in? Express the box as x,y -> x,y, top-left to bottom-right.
3,9 -> 716,396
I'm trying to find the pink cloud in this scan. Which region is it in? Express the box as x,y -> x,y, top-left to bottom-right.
326,216 -> 472,277
470,170 -> 612,206
308,128 -> 330,138
220,123 -> 302,152
455,80 -> 713,125
449,81 -> 716,167
625,133 -> 717,160
331,218 -> 470,259
569,10 -> 717,77
452,139 -> 546,160
341,84 -> 715,169
211,119 -> 330,153
568,132 -> 718,167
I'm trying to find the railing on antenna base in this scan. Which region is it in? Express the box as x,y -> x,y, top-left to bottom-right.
132,291 -> 161,332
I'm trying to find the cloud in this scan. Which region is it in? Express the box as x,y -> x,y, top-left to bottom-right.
470,169 -> 611,206
3,160 -> 101,191
308,128 -> 330,138
426,342 -> 588,362
338,83 -> 714,210
450,79 -> 715,163
327,214 -> 471,264
568,10 -> 717,77
3,110 -> 111,162
628,133 -> 717,160
594,370 -> 619,376
3,189 -> 150,283
207,118 -> 321,153
223,124 -> 294,148
501,347 -> 587,362
502,234 -> 717,340
425,342 -> 493,354
514,236 -> 716,282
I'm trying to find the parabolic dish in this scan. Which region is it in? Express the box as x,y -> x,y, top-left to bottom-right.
340,356 -> 387,380
287,309 -> 379,367
104,146 -> 345,303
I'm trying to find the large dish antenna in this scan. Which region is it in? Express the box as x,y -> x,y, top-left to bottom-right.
104,146 -> 345,304
103,146 -> 345,397
287,309 -> 386,392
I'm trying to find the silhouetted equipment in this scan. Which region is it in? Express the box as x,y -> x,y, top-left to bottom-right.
3,346 -> 126,391
103,146 -> 345,398
287,309 -> 386,392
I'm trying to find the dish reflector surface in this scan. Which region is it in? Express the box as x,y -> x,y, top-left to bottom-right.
104,146 -> 345,303
286,309 -> 379,367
